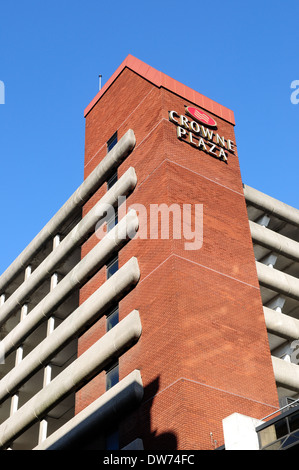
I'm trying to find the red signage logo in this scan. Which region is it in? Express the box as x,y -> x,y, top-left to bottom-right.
185,106 -> 217,128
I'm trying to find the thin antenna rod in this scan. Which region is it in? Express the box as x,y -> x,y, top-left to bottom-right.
99,74 -> 102,91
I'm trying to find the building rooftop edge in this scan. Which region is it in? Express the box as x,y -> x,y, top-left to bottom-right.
83,54 -> 236,125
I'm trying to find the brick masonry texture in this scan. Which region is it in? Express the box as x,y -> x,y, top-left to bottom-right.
77,66 -> 280,449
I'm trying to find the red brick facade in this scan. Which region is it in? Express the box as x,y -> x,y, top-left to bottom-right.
76,56 -> 279,449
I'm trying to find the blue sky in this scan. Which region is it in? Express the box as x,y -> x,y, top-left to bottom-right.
0,0 -> 298,274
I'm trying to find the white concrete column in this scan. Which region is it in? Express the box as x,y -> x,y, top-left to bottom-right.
10,266 -> 31,416
222,413 -> 264,450
266,296 -> 286,313
0,294 -> 5,364
256,214 -> 270,227
260,253 -> 277,269
39,235 -> 60,444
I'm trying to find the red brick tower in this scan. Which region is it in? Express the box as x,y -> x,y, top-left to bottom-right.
76,55 -> 279,450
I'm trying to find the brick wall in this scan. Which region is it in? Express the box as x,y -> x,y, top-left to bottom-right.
77,66 -> 279,449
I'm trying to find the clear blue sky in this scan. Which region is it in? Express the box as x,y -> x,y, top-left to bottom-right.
0,0 -> 298,274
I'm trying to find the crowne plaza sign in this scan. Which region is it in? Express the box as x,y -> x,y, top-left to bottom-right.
168,107 -> 235,163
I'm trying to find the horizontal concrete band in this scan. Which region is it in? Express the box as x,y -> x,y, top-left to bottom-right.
0,167 -> 137,328
250,220 -> 299,263
0,130 -> 136,294
34,370 -> 144,450
256,261 -> 299,301
1,211 -> 139,361
272,356 -> 299,393
0,257 -> 140,404
264,306 -> 299,341
0,309 -> 142,449
244,184 -> 299,227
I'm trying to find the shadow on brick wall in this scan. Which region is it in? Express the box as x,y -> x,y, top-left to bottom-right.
120,376 -> 178,450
